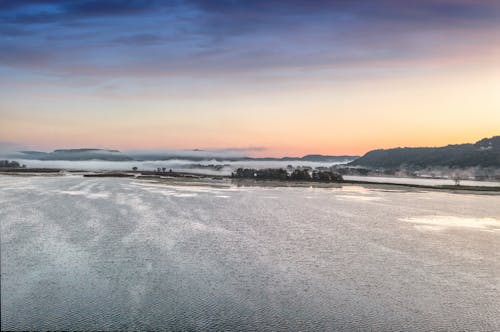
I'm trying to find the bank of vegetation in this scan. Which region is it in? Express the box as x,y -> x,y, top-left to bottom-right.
231,168 -> 343,182
0,160 -> 62,173
0,160 -> 25,168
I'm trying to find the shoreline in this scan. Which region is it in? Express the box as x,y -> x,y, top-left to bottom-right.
342,179 -> 500,192
1,168 -> 500,193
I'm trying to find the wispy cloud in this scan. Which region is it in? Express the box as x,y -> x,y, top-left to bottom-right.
1,0 -> 498,80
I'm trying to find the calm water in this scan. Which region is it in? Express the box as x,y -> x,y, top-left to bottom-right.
344,175 -> 500,188
1,175 -> 499,331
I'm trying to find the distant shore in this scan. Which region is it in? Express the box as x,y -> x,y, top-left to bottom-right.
1,168 -> 500,193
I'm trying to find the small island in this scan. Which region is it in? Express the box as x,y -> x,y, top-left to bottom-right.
231,168 -> 343,183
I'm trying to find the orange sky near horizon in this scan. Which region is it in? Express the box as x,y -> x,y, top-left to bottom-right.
2,62 -> 498,157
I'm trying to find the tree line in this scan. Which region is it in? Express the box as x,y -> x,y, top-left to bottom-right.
0,160 -> 26,168
231,168 -> 343,182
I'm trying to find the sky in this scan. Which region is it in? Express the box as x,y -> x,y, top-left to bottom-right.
0,0 -> 499,157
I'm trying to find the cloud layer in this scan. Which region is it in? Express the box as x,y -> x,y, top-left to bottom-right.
1,0 -> 499,79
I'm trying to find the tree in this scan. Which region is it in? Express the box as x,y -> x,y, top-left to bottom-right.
132,166 -> 138,171
452,173 -> 461,186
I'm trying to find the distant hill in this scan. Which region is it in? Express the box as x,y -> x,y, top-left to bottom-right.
250,155 -> 358,163
10,148 -> 357,163
349,136 -> 500,169
284,154 -> 358,162
130,151 -> 357,162
18,148 -> 133,161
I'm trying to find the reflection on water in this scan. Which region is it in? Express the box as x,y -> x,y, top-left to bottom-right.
402,216 -> 500,232
344,175 -> 500,187
336,194 -> 382,201
1,175 -> 499,331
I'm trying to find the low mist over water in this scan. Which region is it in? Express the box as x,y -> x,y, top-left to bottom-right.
1,175 -> 499,330
14,159 -> 349,175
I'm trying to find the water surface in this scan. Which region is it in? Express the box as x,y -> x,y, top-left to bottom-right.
1,175 -> 499,330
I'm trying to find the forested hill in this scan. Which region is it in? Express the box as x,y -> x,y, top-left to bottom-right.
349,136 -> 500,168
